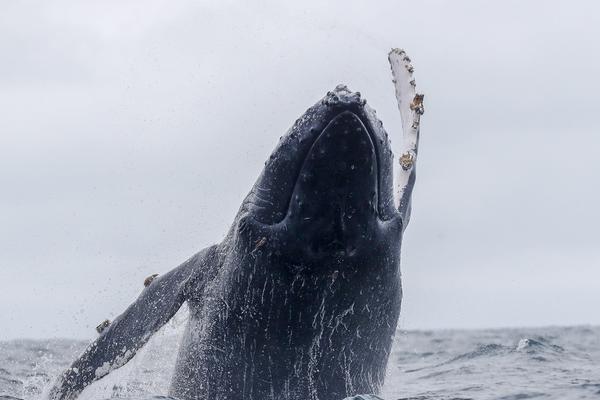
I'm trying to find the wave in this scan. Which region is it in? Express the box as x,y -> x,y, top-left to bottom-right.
515,337 -> 564,353
403,335 -> 569,375
3,326 -> 600,400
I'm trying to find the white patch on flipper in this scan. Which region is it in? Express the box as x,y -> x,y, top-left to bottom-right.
77,304 -> 190,400
388,48 -> 423,210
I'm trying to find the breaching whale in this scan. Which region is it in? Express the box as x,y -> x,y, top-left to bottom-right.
49,49 -> 423,400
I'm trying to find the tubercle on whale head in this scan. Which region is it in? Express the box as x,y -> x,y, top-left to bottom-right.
239,84 -> 398,230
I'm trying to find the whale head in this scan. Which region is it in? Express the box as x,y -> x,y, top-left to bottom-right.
235,85 -> 401,260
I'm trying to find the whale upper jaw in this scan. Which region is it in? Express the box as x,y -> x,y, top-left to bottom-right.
231,85 -> 401,261
240,85 -> 398,230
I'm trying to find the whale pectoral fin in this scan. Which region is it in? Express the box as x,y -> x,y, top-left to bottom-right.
48,245 -> 219,400
388,48 -> 423,228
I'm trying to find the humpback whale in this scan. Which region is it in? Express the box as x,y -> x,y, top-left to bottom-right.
49,49 -> 423,400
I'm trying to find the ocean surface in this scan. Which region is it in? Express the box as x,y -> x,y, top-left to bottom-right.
1,319 -> 599,400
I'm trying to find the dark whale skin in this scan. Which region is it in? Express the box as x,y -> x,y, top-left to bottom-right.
48,85 -> 407,400
171,87 -> 403,400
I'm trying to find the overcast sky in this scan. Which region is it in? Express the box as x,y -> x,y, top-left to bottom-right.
1,0 -> 599,340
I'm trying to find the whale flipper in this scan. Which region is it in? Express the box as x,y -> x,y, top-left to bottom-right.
388,48 -> 423,227
48,245 -> 219,400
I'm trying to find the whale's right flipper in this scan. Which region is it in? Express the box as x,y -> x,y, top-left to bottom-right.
48,245 -> 220,400
388,48 -> 423,229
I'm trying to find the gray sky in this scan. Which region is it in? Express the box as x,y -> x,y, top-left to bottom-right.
1,0 -> 599,340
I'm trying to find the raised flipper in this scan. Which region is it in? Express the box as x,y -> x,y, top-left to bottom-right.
388,48 -> 424,228
48,245 -> 219,400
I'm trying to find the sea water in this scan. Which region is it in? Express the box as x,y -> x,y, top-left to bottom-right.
1,323 -> 599,400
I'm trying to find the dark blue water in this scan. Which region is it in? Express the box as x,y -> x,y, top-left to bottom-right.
1,322 -> 599,400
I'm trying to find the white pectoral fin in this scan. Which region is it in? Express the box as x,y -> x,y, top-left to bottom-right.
388,48 -> 423,227
48,245 -> 219,400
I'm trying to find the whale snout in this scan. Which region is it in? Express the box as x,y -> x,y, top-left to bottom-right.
322,84 -> 366,108
241,84 -> 397,228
